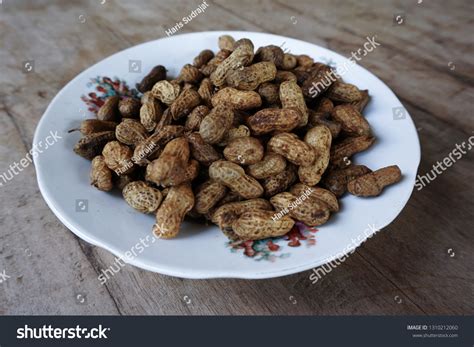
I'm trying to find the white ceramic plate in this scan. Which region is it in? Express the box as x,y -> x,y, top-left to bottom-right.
34,31 -> 420,279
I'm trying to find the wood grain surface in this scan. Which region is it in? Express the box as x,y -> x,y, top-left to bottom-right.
0,0 -> 472,315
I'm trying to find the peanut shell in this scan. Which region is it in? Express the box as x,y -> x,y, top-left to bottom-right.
209,160 -> 264,199
232,210 -> 295,241
90,155 -> 113,191
347,165 -> 402,197
123,181 -> 163,214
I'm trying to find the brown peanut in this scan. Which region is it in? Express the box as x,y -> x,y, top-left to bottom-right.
232,210 -> 294,241
322,165 -> 372,197
177,64 -> 203,84
347,165 -> 402,197
133,125 -> 184,166
274,70 -> 297,83
214,191 -> 243,209
123,181 -> 163,214
151,80 -> 181,106
154,107 -> 173,132
199,104 -> 234,144
225,62 -> 277,91
255,45 -> 284,68
200,49 -> 231,76
218,125 -> 250,147
209,160 -> 263,199
136,65 -> 166,93
270,192 -> 330,227
68,119 -> 117,135
152,183 -> 194,239
327,82 -> 363,103
193,49 -> 214,68
350,90 -> 370,112
102,140 -> 134,175
140,92 -> 163,132
290,183 -> 339,212
218,35 -> 235,51
118,97 -> 141,118
330,136 -> 375,167
302,65 -> 335,99
297,54 -> 314,67
247,108 -> 300,135
185,105 -> 210,132
170,89 -> 201,120
292,66 -> 311,85
262,164 -> 297,197
257,82 -> 280,105
267,132 -> 315,167
186,132 -> 221,166
309,98 -> 337,132
197,78 -> 214,107
160,159 -> 199,187
183,159 -> 200,182
194,180 -> 227,214
281,53 -> 297,70
115,118 -> 148,146
317,97 -> 334,115
90,155 -> 113,191
211,198 -> 272,234
97,96 -> 119,121
279,80 -> 308,127
211,87 -> 262,110
223,136 -> 264,165
331,105 -> 370,137
308,109 -> 341,138
210,38 -> 254,86
74,131 -> 115,160
298,125 -> 332,186
247,153 -> 286,179
146,137 -> 189,186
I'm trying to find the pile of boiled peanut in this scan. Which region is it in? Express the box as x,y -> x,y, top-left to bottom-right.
72,35 -> 402,241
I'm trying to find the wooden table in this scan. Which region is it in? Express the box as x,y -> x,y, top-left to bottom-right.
1,0 -> 472,315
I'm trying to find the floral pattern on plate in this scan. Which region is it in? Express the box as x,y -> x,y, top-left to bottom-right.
81,76 -> 139,114
228,222 -> 318,261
